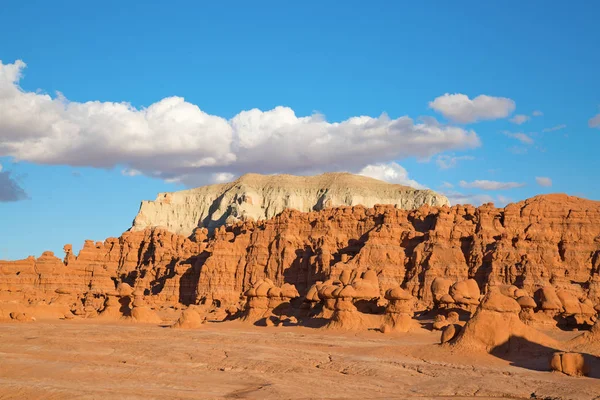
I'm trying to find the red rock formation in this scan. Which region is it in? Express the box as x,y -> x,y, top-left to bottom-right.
1,194 -> 600,320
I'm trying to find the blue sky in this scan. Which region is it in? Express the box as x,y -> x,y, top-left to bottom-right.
1,0 -> 599,260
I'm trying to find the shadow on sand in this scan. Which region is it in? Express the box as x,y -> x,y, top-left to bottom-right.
489,335 -> 600,378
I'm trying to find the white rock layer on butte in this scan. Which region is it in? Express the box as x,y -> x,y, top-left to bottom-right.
131,172 -> 450,235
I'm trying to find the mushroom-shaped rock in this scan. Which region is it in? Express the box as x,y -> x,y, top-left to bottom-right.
481,292 -> 521,313
255,281 -> 273,297
438,294 -> 456,308
267,287 -> 282,298
517,296 -> 537,309
242,281 -> 298,323
318,284 -> 339,300
351,279 -> 380,300
537,287 -> 563,313
431,277 -> 453,303
338,285 -> 357,300
450,279 -> 480,309
514,289 -> 529,298
280,283 -> 300,299
380,286 -> 419,333
556,290 -> 582,315
386,287 -> 412,301
117,283 -> 134,297
324,284 -> 375,331
98,291 -> 124,320
304,284 -> 320,302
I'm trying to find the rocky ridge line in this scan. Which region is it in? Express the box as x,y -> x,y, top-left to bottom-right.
130,172 -> 450,235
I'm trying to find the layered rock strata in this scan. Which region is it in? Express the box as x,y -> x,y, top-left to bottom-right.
1,194 -> 600,322
131,172 -> 450,235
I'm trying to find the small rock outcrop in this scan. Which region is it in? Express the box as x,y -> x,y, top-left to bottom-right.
130,290 -> 162,324
550,352 -> 590,376
451,290 -> 558,353
172,306 -> 206,329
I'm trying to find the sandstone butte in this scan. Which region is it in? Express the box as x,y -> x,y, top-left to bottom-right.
1,187 -> 599,318
130,172 -> 450,235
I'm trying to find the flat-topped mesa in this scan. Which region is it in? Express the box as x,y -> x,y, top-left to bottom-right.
130,172 -> 449,236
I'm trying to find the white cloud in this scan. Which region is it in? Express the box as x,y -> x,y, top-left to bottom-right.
435,154 -> 474,170
440,181 -> 454,189
429,93 -> 515,124
542,124 -> 566,132
535,176 -> 552,187
443,191 -> 513,207
444,191 -> 495,206
459,180 -> 525,190
589,113 -> 600,128
503,132 -> 534,144
212,172 -> 235,183
0,60 -> 481,187
532,110 -> 543,117
358,162 -> 425,189
510,114 -> 530,125
121,168 -> 141,177
495,195 -> 513,207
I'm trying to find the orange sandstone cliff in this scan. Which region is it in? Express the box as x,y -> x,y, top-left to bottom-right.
1,194 -> 600,314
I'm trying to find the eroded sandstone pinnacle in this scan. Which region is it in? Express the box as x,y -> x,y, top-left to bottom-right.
130,172 -> 450,235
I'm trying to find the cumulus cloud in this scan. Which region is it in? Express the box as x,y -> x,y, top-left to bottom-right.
510,114 -> 530,125
212,172 -> 235,183
0,60 -> 481,187
535,176 -> 552,187
0,163 -> 28,202
435,154 -> 475,170
532,110 -> 543,117
503,132 -> 534,144
459,180 -> 525,190
589,113 -> 600,128
358,162 -> 425,189
542,124 -> 566,133
429,93 -> 515,124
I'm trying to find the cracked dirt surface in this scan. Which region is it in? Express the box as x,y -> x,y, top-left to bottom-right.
0,320 -> 597,399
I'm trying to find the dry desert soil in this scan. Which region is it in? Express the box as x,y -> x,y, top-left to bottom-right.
0,319 -> 597,400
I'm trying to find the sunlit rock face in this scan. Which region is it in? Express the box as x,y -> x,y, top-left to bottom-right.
130,172 -> 449,235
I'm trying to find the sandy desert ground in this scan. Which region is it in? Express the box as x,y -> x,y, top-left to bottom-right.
0,319 -> 598,400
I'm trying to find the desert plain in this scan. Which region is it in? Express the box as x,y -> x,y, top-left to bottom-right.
0,317 -> 598,400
